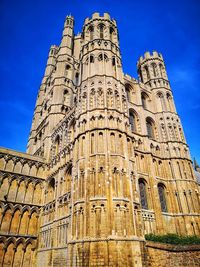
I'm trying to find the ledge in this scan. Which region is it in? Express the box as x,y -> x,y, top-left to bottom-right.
145,240 -> 200,252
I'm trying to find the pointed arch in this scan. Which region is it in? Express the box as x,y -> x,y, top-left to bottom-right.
138,178 -> 149,210
98,23 -> 105,39
141,92 -> 149,109
158,183 -> 168,212
151,63 -> 157,77
146,117 -> 155,139
144,65 -> 150,80
10,208 -> 21,234
88,25 -> 94,41
156,91 -> 166,111
129,109 -> 138,133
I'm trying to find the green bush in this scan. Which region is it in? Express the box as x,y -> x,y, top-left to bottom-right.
145,233 -> 200,245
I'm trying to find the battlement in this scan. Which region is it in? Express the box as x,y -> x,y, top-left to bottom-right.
137,51 -> 163,66
84,12 -> 116,25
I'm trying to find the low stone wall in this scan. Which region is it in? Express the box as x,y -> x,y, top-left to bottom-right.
145,241 -> 200,267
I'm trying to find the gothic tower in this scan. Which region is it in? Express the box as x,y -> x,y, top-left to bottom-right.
0,12 -> 199,267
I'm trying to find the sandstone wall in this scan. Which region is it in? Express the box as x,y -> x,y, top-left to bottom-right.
145,241 -> 200,267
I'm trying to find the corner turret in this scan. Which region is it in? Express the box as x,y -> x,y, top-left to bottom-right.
137,51 -> 170,89
60,15 -> 75,56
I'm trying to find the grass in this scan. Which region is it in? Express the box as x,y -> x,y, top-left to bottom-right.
145,233 -> 200,245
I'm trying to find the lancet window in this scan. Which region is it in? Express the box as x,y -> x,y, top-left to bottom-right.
139,179 -> 149,210
158,183 -> 168,212
146,117 -> 155,139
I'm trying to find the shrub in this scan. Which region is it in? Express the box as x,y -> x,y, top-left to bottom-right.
145,233 -> 200,245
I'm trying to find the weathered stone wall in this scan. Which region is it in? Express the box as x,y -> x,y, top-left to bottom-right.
145,241 -> 200,267
0,148 -> 46,267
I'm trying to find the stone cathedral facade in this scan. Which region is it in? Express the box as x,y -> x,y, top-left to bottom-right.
0,12 -> 200,267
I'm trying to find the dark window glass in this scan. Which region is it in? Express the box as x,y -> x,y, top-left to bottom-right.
158,184 -> 167,212
141,94 -> 147,109
146,119 -> 154,139
99,24 -> 104,38
139,180 -> 148,209
129,112 -> 136,132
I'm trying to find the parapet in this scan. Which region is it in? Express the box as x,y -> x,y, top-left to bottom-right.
84,12 -> 116,25
137,51 -> 163,66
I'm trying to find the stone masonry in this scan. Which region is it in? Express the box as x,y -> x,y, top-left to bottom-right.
0,12 -> 200,267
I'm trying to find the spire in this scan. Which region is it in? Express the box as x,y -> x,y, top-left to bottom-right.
59,15 -> 74,56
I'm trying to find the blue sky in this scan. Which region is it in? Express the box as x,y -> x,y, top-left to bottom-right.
0,0 -> 200,163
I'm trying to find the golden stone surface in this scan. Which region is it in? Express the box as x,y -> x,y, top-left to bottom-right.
0,12 -> 199,267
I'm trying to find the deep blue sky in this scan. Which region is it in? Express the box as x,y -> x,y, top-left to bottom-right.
0,0 -> 200,163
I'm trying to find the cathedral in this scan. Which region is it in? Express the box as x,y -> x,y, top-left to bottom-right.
0,12 -> 200,267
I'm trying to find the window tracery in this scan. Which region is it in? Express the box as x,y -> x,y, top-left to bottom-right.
139,179 -> 149,210
158,184 -> 167,212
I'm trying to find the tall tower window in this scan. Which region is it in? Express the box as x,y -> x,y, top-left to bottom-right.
159,64 -> 164,77
129,110 -> 137,132
157,92 -> 165,111
166,93 -> 174,112
66,64 -> 71,70
75,73 -> 79,85
158,183 -> 168,212
110,27 -> 114,41
139,179 -> 149,210
88,25 -> 94,41
112,57 -> 116,66
125,84 -> 132,102
90,55 -> 94,63
98,54 -> 103,61
99,24 -> 105,39
141,92 -> 148,109
126,88 -> 130,101
151,63 -> 157,77
146,117 -> 155,139
144,65 -> 150,80
138,68 -> 143,83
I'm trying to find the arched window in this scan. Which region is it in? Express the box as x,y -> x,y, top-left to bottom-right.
139,179 -> 148,209
157,92 -> 165,111
66,64 -> 71,70
126,88 -> 130,101
112,57 -> 116,66
104,54 -> 108,62
129,110 -> 137,132
146,117 -> 155,139
125,84 -> 132,102
158,183 -> 168,212
151,63 -> 157,77
64,89 -> 68,95
144,65 -> 150,80
99,24 -> 105,39
90,55 -> 94,63
75,73 -> 79,85
141,92 -> 148,109
166,93 -> 173,112
88,25 -> 94,41
159,64 -> 163,77
138,68 -> 143,83
98,54 -> 103,61
110,27 -> 114,41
